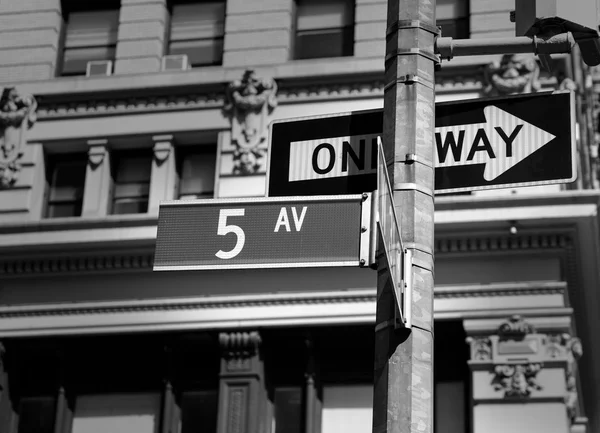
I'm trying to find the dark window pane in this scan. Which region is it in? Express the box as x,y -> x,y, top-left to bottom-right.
113,183 -> 151,200
295,26 -> 353,59
62,46 -> 115,76
180,390 -> 218,433
46,155 -> 87,218
274,387 -> 303,433
114,155 -> 152,183
168,38 -> 223,66
18,396 -> 56,433
47,203 -> 83,219
112,198 -> 149,215
111,151 -> 152,215
178,148 -> 216,199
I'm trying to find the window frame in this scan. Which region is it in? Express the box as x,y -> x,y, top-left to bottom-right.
167,0 -> 226,67
59,0 -> 120,76
293,0 -> 355,60
109,149 -> 153,215
176,145 -> 217,200
44,153 -> 88,219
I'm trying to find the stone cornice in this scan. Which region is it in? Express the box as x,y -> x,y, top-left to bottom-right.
33,74 -> 560,120
0,290 -> 376,319
436,232 -> 570,254
435,281 -> 566,299
0,231 -> 572,275
0,253 -> 154,276
0,281 -> 566,319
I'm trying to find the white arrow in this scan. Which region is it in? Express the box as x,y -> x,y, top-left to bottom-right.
435,105 -> 556,181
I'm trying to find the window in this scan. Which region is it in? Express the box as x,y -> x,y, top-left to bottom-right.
45,154 -> 87,218
17,396 -> 57,433
178,389 -> 218,433
321,385 -> 372,433
110,150 -> 152,215
294,0 -> 354,60
273,387 -> 304,433
72,393 -> 161,433
177,146 -> 216,199
437,0 -> 469,39
168,0 -> 226,67
5,333 -> 220,433
60,0 -> 120,76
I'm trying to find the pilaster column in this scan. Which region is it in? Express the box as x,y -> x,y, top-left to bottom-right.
223,0 -> 293,67
217,331 -> 266,433
81,139 -> 111,217
148,135 -> 177,215
115,0 -> 168,74
465,315 -> 587,433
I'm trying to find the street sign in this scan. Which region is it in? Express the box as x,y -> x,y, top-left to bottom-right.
154,194 -> 372,271
376,142 -> 410,327
267,91 -> 576,195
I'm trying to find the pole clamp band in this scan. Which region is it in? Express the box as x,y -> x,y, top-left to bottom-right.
383,74 -> 435,91
385,48 -> 440,64
403,242 -> 434,256
386,20 -> 440,37
393,182 -> 434,197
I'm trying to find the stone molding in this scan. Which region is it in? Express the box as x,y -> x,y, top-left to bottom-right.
0,290 -> 375,319
436,232 -> 570,253
33,75 -> 561,120
0,231 -> 572,276
0,253 -> 154,275
0,282 -> 567,318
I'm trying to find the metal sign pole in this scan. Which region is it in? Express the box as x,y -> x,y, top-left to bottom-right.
373,0 -> 436,432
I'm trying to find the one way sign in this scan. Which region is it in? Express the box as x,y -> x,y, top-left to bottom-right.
267,91 -> 576,196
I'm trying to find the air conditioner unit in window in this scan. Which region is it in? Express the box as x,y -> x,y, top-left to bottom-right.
86,60 -> 113,77
162,54 -> 190,71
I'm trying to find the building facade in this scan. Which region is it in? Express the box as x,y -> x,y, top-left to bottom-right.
0,1 -> 599,433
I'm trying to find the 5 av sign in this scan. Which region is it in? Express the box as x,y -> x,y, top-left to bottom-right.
154,194 -> 372,271
267,91 -> 576,195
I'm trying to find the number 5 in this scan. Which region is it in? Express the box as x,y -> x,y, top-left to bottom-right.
215,209 -> 245,259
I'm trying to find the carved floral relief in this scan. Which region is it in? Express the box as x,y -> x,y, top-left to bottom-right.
492,363 -> 543,398
483,54 -> 541,96
0,87 -> 37,189
224,70 -> 277,175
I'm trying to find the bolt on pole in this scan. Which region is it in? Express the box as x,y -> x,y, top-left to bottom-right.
374,0 -> 436,433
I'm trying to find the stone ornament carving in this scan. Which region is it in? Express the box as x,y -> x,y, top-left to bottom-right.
565,336 -> 583,422
224,70 -> 277,175
492,315 -> 544,399
152,137 -> 173,165
492,363 -> 543,398
497,314 -> 536,339
219,331 -> 261,371
483,54 -> 541,96
466,336 -> 492,361
87,140 -> 108,169
0,87 -> 37,189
